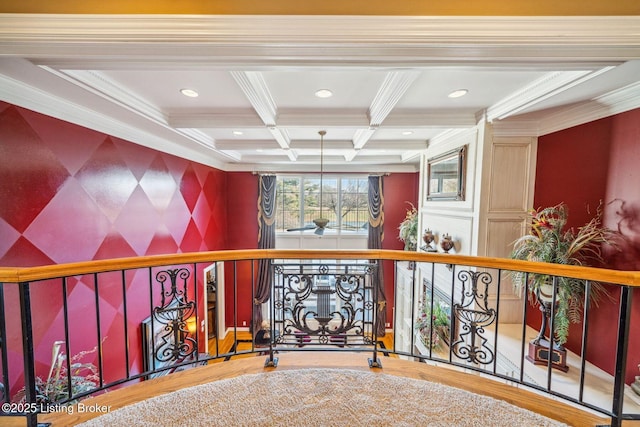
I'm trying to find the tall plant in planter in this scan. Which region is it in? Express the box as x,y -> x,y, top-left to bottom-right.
510,203 -> 614,346
398,203 -> 418,251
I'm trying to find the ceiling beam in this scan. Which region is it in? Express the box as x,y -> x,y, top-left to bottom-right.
349,71 -> 420,158
486,67 -> 617,121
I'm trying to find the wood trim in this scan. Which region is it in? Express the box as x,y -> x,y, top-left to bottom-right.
33,352 -> 608,427
2,249 -> 640,286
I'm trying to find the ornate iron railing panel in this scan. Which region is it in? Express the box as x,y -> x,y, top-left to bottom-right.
149,267 -> 197,367
272,262 -> 377,347
2,251 -> 640,427
451,270 -> 497,365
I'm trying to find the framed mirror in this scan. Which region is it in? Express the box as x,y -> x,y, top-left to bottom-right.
426,145 -> 467,201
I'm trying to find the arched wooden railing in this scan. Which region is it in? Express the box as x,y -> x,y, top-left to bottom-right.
1,249 -> 639,427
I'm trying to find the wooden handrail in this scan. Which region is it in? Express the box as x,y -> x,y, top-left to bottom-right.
1,249 -> 639,287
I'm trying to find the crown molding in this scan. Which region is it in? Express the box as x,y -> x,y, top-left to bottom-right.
384,111 -> 477,128
2,15 -> 639,66
486,68 -> 615,122
536,81 -> 640,135
493,81 -> 640,136
41,67 -> 249,161
275,110 -> 369,127
228,161 -> 419,174
0,72 -> 230,169
168,111 -> 264,128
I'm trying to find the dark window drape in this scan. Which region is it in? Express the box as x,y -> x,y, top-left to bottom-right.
254,174 -> 276,332
368,175 -> 386,336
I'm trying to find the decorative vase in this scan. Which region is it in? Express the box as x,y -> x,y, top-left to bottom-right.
440,234 -> 454,253
525,279 -> 569,372
422,229 -> 436,252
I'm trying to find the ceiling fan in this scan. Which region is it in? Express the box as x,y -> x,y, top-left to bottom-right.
287,130 -> 330,236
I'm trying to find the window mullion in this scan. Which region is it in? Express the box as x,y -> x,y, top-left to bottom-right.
336,178 -> 342,233
299,177 -> 305,229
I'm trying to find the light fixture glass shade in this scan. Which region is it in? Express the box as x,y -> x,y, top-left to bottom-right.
448,89 -> 468,98
315,89 -> 333,98
180,88 -> 199,98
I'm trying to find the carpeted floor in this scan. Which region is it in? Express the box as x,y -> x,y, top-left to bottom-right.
77,368 -> 567,426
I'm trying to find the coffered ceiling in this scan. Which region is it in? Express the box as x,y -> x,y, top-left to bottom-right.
1,14 -> 640,173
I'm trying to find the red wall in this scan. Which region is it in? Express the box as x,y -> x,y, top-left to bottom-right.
0,102 -> 229,393
224,172 -> 259,327
534,107 -> 640,383
382,173 -> 420,322
0,100 -> 420,392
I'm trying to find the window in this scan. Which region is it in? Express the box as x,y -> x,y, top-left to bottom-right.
276,175 -> 369,233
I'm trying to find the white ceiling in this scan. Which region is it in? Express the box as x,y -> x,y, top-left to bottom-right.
1,14 -> 640,173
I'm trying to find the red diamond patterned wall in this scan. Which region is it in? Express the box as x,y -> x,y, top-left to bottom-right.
0,101 -> 236,396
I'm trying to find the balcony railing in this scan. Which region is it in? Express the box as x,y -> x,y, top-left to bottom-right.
1,249 -> 640,427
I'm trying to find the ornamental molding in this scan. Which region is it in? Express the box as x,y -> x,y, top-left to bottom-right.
1,14 -> 639,65
493,81 -> 640,137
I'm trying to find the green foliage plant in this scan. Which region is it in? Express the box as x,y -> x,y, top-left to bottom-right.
398,203 -> 418,251
13,341 -> 100,405
510,203 -> 614,346
415,300 -> 450,351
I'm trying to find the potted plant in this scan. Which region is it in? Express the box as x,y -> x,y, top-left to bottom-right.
398,203 -> 418,252
415,300 -> 450,351
12,341 -> 100,405
510,203 -> 614,350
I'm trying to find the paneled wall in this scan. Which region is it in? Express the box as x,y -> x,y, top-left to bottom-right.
477,130 -> 537,322
418,128 -> 479,257
418,122 -> 537,322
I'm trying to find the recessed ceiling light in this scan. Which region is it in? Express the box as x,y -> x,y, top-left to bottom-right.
402,131 -> 413,136
315,89 -> 333,98
448,89 -> 468,99
180,88 -> 199,98
232,130 -> 244,136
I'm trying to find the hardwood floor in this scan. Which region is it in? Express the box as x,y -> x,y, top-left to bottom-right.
31,353 -> 610,426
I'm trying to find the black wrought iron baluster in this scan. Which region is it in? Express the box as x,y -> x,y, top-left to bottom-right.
492,269 -> 502,376
0,284 -> 9,405
578,280 -> 592,403
94,273 -> 104,390
62,278 -> 72,402
451,270 -> 497,365
18,281 -> 40,427
369,260 -> 382,368
121,269 -> 130,380
192,263 -> 199,363
519,271 -> 530,384
262,259 -> 278,367
148,267 -> 155,372
610,286 -> 632,427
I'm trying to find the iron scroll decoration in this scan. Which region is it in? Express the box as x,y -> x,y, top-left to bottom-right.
152,268 -> 197,363
451,270 -> 496,365
275,263 -> 375,345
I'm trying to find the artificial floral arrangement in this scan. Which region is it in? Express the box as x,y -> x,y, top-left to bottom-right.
510,202 -> 614,345
398,203 -> 419,251
415,300 -> 451,351
12,341 -> 100,405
